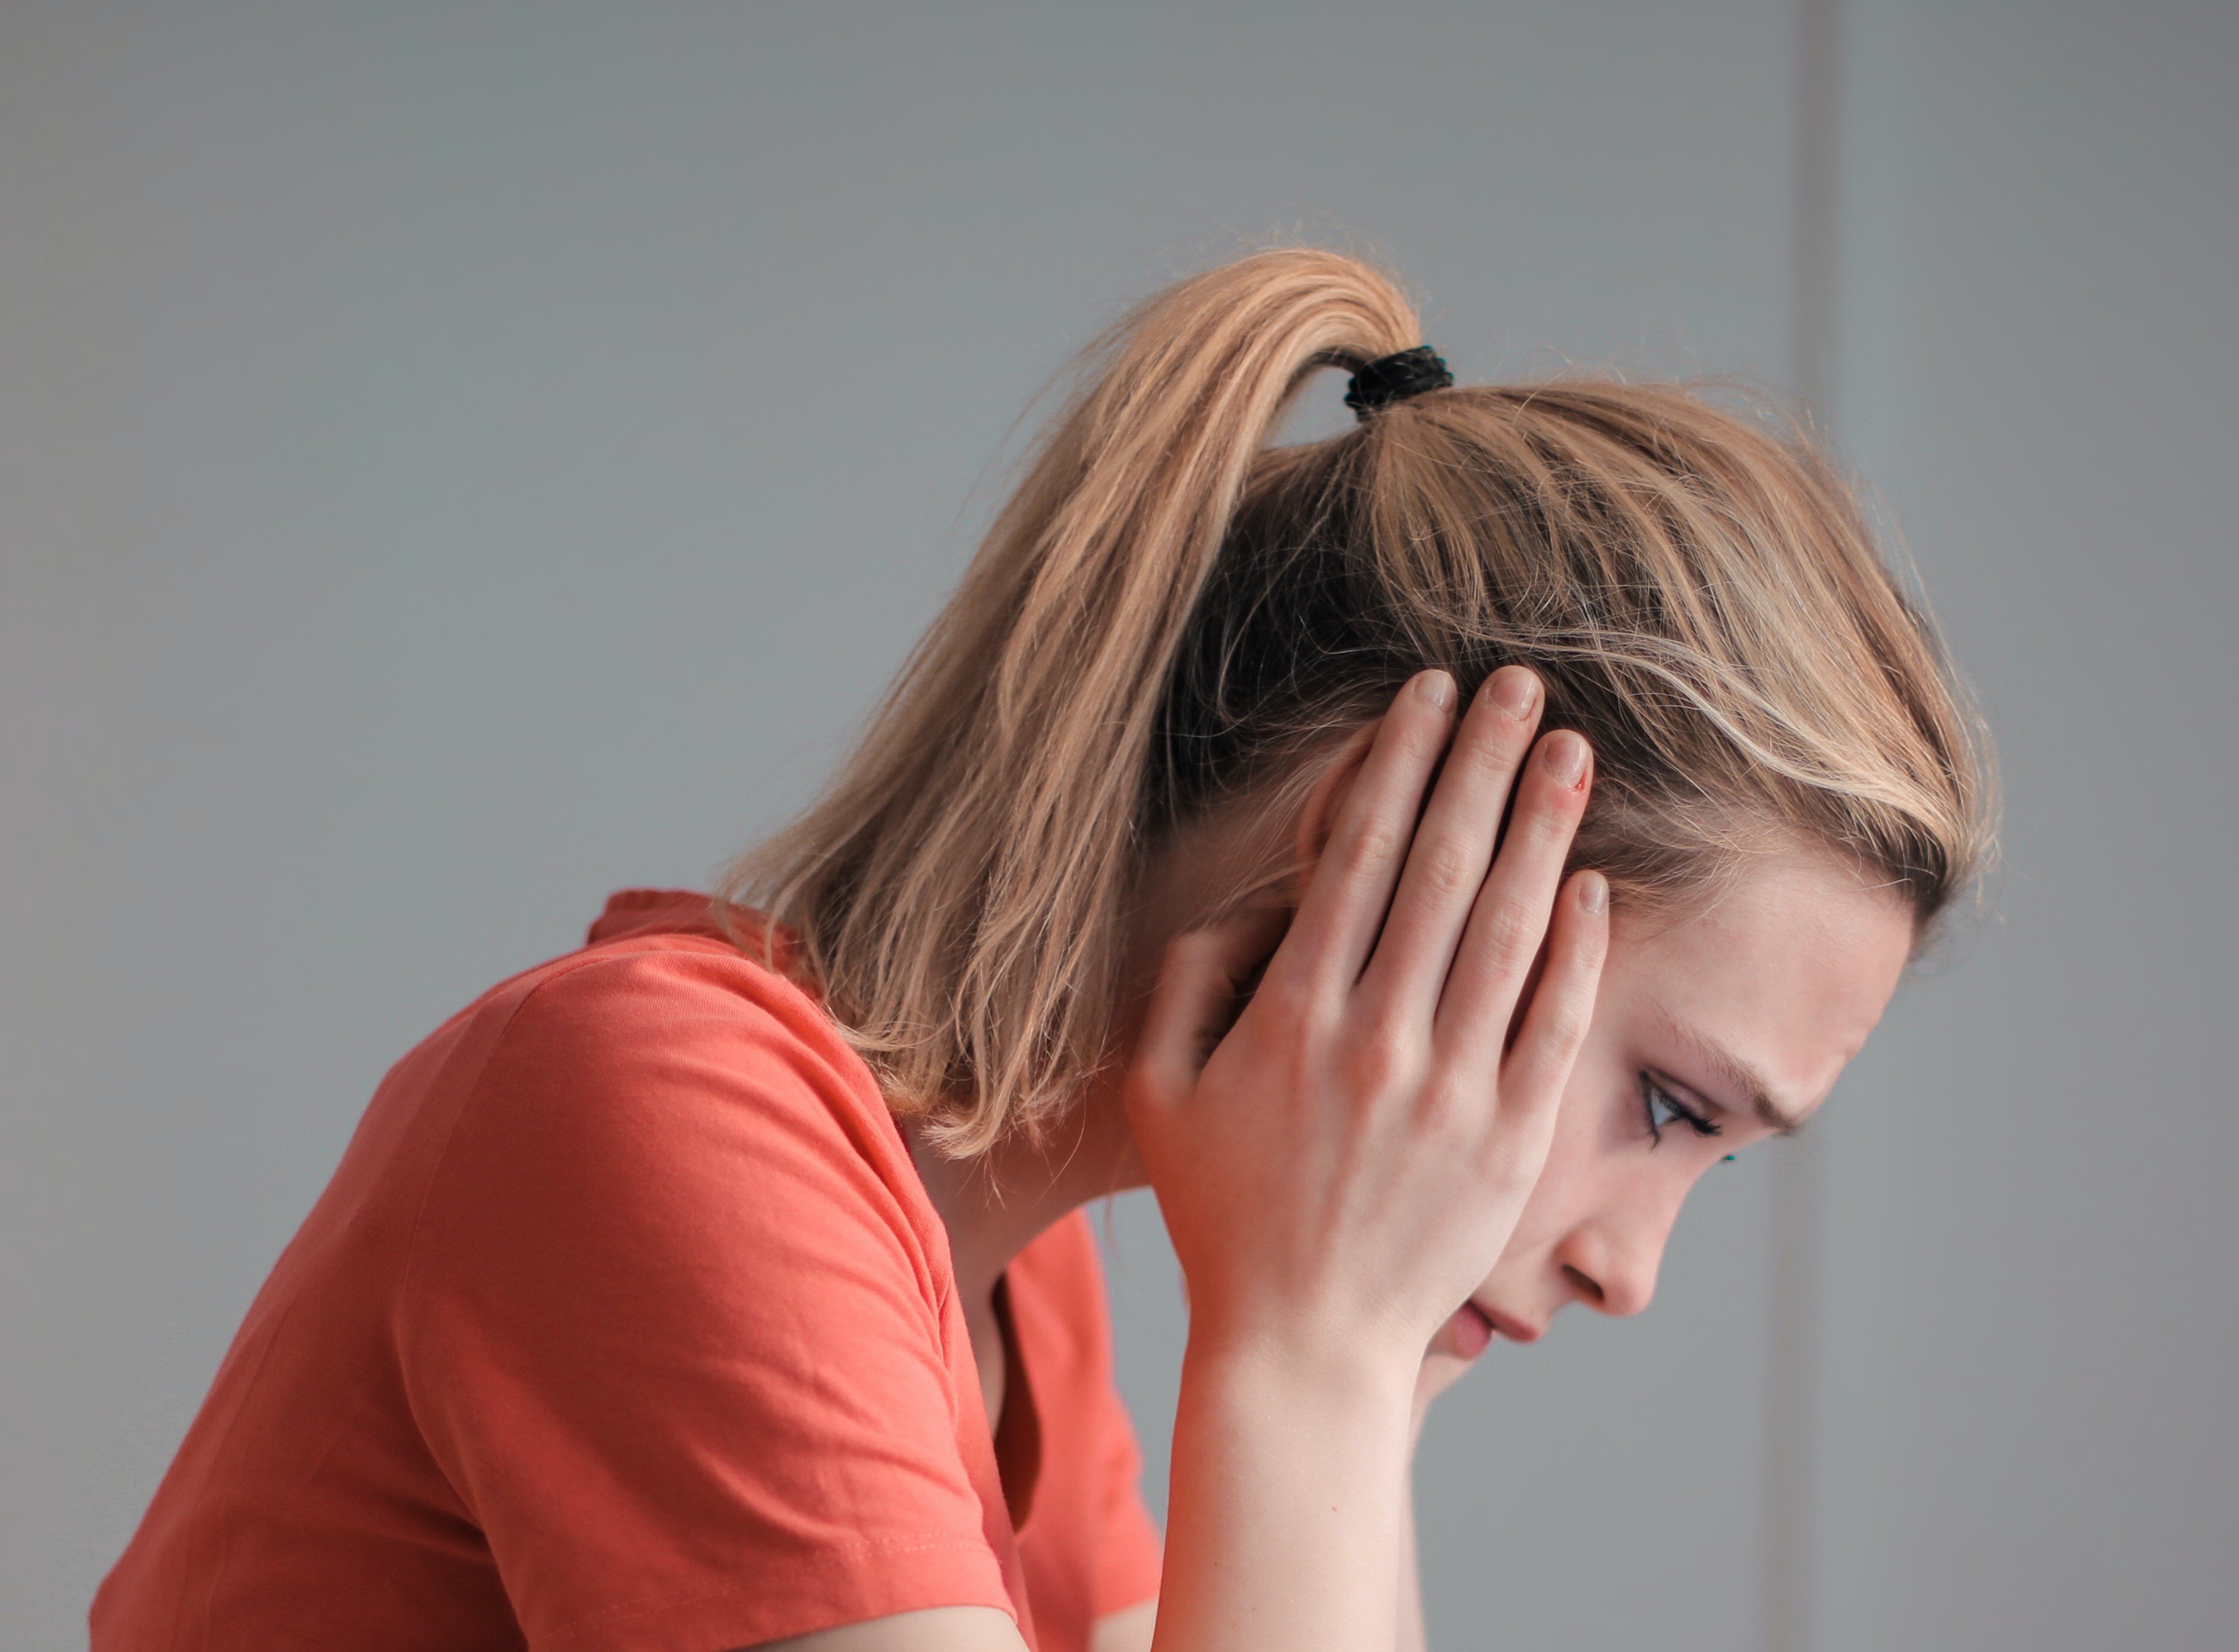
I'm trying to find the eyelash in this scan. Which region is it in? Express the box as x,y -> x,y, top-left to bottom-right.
1640,1073 -> 1723,1149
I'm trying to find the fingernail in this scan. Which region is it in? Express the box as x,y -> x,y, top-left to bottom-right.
1542,730 -> 1588,786
1415,669 -> 1457,710
1487,666 -> 1538,720
1578,871 -> 1608,915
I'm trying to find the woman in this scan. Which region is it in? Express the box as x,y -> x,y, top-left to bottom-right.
93,250 -> 1991,1652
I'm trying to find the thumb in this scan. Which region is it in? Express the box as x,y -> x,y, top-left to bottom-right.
1128,904 -> 1291,1111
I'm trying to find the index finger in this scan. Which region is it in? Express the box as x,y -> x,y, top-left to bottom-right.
1261,670 -> 1459,998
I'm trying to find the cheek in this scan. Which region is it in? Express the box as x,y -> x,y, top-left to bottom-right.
1536,1048 -> 1633,1188
1484,1087 -> 1612,1272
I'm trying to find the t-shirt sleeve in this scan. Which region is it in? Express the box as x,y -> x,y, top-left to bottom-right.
1061,1233 -> 1163,1624
1013,1211 -> 1164,1631
397,946 -> 1013,1652
1088,1379 -> 1164,1621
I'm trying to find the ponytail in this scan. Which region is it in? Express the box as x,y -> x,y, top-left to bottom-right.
723,251 -> 1424,1153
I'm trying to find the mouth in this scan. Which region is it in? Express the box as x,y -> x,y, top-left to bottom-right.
1470,1300 -> 1545,1345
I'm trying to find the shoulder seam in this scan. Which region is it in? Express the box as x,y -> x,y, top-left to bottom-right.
392,935 -> 879,1367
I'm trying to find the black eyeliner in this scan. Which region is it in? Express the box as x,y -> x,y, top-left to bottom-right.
1640,1071 -> 1724,1147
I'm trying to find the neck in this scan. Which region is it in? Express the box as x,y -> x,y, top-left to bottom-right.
904,1083 -> 1144,1312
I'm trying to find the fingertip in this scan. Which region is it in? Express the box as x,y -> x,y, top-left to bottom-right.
1483,664 -> 1541,721
1577,870 -> 1609,916
1412,668 -> 1458,711
1539,729 -> 1592,789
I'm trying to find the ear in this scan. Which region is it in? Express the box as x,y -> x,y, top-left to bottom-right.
1281,718 -> 1385,904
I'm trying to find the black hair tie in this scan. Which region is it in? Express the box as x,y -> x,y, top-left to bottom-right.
1343,345 -> 1454,419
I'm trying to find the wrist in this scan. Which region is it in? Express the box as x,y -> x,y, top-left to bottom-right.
1183,1320 -> 1423,1420
1162,1319 -> 1419,1652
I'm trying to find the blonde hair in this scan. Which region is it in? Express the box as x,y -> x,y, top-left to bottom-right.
723,249 -> 1994,1155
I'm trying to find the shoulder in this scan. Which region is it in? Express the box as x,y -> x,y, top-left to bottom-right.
515,890 -> 845,1066
464,896 -> 886,1147
410,896 -> 934,1273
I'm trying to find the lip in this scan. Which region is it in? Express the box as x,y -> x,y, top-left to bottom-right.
1472,1301 -> 1545,1344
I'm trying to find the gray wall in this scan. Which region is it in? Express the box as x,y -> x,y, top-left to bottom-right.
1,4 -> 2229,1648
1810,5 -> 2239,1647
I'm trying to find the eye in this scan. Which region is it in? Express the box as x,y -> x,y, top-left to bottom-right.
1640,1073 -> 1723,1149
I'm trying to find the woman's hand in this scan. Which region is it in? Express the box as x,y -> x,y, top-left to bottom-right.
1125,666 -> 1608,1388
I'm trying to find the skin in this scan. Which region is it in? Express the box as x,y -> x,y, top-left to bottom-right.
764,667 -> 1914,1652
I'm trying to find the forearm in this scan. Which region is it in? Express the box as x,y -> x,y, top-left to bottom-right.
1394,1410 -> 1429,1652
1152,1338 -> 1415,1652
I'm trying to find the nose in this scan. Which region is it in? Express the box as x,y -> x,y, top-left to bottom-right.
1556,1224 -> 1665,1319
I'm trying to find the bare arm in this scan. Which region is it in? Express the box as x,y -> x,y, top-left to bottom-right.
1397,1455 -> 1428,1652
754,1609 -> 1027,1652
1091,1599 -> 1158,1652
1396,1326 -> 1481,1652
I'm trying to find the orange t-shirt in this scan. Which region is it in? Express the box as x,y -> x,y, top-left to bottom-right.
92,890 -> 1163,1651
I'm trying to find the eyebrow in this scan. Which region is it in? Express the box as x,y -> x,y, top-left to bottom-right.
1657,1011 -> 1808,1137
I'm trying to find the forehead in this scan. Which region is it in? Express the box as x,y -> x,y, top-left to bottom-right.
1607,856 -> 1914,1118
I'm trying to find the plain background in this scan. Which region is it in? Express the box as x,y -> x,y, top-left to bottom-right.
3,4 -> 2232,1648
